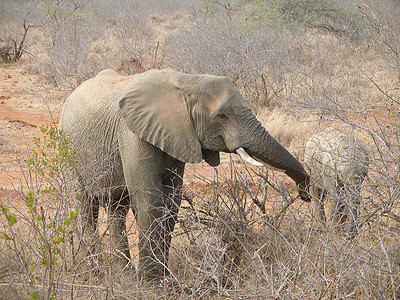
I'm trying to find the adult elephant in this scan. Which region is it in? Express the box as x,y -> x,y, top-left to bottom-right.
59,69 -> 310,280
304,127 -> 369,236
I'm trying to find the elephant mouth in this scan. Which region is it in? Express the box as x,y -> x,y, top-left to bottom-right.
235,147 -> 285,172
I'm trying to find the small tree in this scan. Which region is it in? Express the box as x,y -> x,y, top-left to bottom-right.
0,2 -> 38,63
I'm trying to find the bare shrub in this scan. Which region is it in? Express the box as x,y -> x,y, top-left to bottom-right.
36,0 -> 104,88
99,12 -> 157,74
166,159 -> 399,298
169,160 -> 310,297
228,0 -> 366,39
162,1 -> 370,116
0,45 -> 13,63
0,125 -> 80,298
162,2 -> 398,298
0,1 -> 38,63
359,0 -> 400,77
163,14 -> 301,111
36,0 -> 177,89
284,3 -> 400,298
291,0 -> 400,222
0,128 -> 398,298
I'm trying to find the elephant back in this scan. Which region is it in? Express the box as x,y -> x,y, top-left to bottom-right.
304,127 -> 369,189
58,70 -> 141,192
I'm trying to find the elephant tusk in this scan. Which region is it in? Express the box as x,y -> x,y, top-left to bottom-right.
235,148 -> 264,166
236,148 -> 286,172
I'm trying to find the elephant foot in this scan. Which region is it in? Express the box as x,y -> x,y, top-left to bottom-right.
137,264 -> 171,282
136,274 -> 197,298
157,277 -> 196,297
312,221 -> 327,233
97,248 -> 135,274
310,217 -> 327,234
333,224 -> 358,240
73,239 -> 102,270
71,249 -> 106,283
105,263 -> 139,285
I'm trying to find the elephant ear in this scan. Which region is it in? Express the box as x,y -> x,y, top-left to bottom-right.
119,70 -> 202,163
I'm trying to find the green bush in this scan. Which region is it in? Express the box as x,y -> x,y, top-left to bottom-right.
0,125 -> 79,299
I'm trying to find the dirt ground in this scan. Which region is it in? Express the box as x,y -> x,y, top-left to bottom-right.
0,64 -> 58,188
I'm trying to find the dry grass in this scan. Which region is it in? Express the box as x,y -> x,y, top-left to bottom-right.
0,0 -> 399,298
0,144 -> 399,298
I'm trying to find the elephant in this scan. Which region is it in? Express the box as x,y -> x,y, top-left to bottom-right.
304,127 -> 369,236
59,68 -> 310,280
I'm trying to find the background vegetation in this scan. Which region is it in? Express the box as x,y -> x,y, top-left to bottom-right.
0,0 -> 399,298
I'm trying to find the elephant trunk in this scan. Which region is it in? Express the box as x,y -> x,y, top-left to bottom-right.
239,114 -> 310,201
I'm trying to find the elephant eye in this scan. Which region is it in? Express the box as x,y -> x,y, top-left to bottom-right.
216,112 -> 228,120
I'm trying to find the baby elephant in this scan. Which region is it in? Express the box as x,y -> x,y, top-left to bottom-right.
304,128 -> 369,235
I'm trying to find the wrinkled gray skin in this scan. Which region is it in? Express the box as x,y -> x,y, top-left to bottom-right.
59,69 -> 310,280
304,127 -> 369,236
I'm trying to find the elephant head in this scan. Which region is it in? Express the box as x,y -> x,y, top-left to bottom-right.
119,69 -> 310,200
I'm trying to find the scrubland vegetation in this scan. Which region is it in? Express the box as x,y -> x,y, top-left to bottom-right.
0,0 -> 399,298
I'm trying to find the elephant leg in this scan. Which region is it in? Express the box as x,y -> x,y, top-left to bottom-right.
160,168 -> 183,271
78,190 -> 100,263
135,196 -> 169,280
345,187 -> 361,237
107,190 -> 131,269
118,133 -> 185,280
132,165 -> 184,280
348,205 -> 359,237
311,186 -> 327,229
331,187 -> 349,234
332,199 -> 348,234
